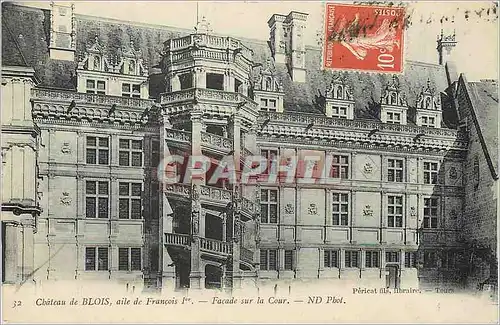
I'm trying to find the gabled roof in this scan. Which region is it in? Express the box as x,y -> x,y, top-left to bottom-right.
459,75 -> 499,179
2,3 -> 454,127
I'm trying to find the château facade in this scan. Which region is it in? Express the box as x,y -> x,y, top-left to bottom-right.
1,2 -> 497,293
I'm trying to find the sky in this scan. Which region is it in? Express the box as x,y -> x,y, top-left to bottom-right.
19,0 -> 500,81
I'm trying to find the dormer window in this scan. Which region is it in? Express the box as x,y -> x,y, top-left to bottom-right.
76,37 -> 149,98
260,98 -> 277,112
380,76 -> 408,125
324,74 -> 354,119
332,106 -> 348,119
415,79 -> 442,128
253,58 -> 284,113
93,56 -> 101,70
421,116 -> 436,128
386,112 -> 401,124
86,79 -> 106,95
122,83 -> 140,98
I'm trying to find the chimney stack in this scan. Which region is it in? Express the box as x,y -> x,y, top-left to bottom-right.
268,11 -> 308,83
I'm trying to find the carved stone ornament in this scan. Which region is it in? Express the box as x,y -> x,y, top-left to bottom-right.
60,192 -> 71,205
307,203 -> 318,215
450,209 -> 457,219
410,207 -> 417,218
61,142 -> 71,154
449,166 -> 458,179
284,203 -> 294,214
363,162 -> 373,174
363,205 -> 373,217
191,210 -> 199,235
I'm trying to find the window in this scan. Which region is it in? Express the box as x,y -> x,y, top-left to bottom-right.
423,162 -> 438,184
385,251 -> 400,263
86,79 -> 106,94
423,198 -> 438,229
331,155 -> 349,179
86,136 -> 109,165
387,195 -> 403,228
284,250 -> 294,270
85,247 -> 109,271
331,106 -> 348,119
119,139 -> 143,167
324,250 -> 339,268
388,158 -> 404,182
405,252 -> 417,268
260,249 -> 277,271
345,251 -> 359,268
151,140 -> 160,167
86,181 -> 109,218
179,73 -> 193,90
119,182 -> 142,219
118,248 -> 142,271
260,98 -> 277,112
332,192 -> 349,226
122,83 -> 141,98
441,251 -> 456,269
234,78 -> 243,93
206,73 -> 224,90
260,189 -> 278,223
365,251 -> 380,268
386,112 -> 401,124
421,116 -> 436,128
423,251 -> 438,268
261,149 -> 278,175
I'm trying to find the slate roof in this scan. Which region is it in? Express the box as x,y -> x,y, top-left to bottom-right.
2,3 -> 451,126
465,78 -> 499,178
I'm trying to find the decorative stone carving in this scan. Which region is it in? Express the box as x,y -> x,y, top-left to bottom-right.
363,162 -> 373,174
284,203 -> 294,214
60,142 -> 71,154
307,203 -> 318,215
363,205 -> 373,217
410,207 -> 417,218
60,192 -> 71,205
449,166 -> 457,179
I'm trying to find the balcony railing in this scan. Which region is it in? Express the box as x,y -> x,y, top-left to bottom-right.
240,197 -> 258,216
161,88 -> 257,111
165,34 -> 253,61
32,88 -> 153,110
165,129 -> 192,144
199,185 -> 232,204
200,237 -> 232,255
165,233 -> 190,247
164,184 -> 191,199
200,132 -> 232,153
258,111 -> 467,141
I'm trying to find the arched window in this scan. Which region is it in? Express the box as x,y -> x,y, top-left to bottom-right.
336,85 -> 343,99
93,56 -> 100,70
389,92 -> 397,105
425,97 -> 432,109
129,60 -> 136,74
265,77 -> 272,91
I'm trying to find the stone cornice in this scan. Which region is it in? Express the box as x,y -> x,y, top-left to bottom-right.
31,88 -> 156,126
34,118 -> 160,133
258,112 -> 467,152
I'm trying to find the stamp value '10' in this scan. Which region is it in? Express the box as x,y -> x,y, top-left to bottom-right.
323,3 -> 405,73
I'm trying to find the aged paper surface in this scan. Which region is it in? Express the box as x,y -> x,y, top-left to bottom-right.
1,0 -> 499,323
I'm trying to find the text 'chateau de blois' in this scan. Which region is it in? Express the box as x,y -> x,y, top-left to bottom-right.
1,2 -> 498,294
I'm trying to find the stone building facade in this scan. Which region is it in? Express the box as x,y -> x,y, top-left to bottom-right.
1,2 -> 497,292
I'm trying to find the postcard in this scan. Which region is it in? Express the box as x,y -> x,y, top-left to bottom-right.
1,0 -> 498,323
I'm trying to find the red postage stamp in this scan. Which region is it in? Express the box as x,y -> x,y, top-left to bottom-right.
323,3 -> 405,73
